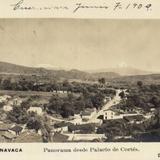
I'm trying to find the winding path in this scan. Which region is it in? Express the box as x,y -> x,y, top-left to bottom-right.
47,89 -> 124,124
88,89 -> 122,123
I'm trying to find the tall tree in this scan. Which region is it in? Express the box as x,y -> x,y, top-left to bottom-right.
98,78 -> 106,86
137,81 -> 143,88
7,106 -> 28,124
47,94 -> 63,114
26,113 -> 42,132
61,102 -> 74,118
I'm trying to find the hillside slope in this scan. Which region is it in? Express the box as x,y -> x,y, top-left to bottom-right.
0,61 -> 120,80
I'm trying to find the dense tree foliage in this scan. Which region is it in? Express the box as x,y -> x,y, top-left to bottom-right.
26,113 -> 42,132
117,84 -> 160,111
137,81 -> 143,87
98,78 -> 106,85
7,106 -> 28,124
119,91 -> 125,99
45,87 -> 113,118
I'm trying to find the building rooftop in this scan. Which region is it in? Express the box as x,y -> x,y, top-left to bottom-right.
10,125 -> 23,132
0,123 -> 13,131
14,132 -> 43,142
123,115 -> 144,122
104,108 -> 121,113
68,123 -> 95,132
103,119 -> 126,124
54,121 -> 73,128
81,108 -> 96,116
81,111 -> 91,116
2,132 -> 16,139
52,133 -> 69,142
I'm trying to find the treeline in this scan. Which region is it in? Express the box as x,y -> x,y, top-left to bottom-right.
0,78 -> 110,93
42,80 -> 116,118
45,91 -> 108,118
97,108 -> 160,142
117,82 -> 160,111
97,82 -> 160,141
7,106 -> 52,142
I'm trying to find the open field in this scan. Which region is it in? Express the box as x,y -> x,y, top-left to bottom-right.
0,90 -> 63,98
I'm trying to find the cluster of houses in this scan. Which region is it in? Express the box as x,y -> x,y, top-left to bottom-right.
0,90 -> 155,142
100,105 -> 153,125
64,107 -> 103,125
46,100 -> 155,142
0,119 -> 106,142
0,94 -> 105,142
50,108 -> 153,142
0,95 -> 43,115
51,121 -> 106,142
0,95 -> 45,142
0,123 -> 25,141
0,95 -> 22,112
0,121 -> 44,143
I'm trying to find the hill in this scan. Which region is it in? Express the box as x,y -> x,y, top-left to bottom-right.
0,61 -> 120,80
113,74 -> 160,85
88,66 -> 153,76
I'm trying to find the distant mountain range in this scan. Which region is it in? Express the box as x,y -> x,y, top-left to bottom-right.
0,61 -> 119,80
87,67 -> 153,76
0,61 -> 158,82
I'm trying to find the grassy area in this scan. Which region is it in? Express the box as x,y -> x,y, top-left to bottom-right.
0,90 -> 53,97
0,90 -> 81,99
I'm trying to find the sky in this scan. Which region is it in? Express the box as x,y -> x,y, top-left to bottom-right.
0,19 -> 160,72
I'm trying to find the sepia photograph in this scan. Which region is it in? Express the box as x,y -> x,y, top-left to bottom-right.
0,19 -> 160,143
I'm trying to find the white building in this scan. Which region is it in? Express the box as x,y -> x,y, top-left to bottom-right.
103,108 -> 141,120
81,108 -> 97,120
66,134 -> 106,141
71,117 -> 83,125
103,109 -> 123,120
0,95 -> 11,103
53,122 -> 72,133
27,107 -> 43,115
53,126 -> 68,133
5,97 -> 22,106
3,105 -> 13,112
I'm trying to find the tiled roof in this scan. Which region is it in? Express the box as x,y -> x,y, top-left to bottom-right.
2,132 -> 16,139
10,125 -> 23,132
123,115 -> 144,121
52,133 -> 69,142
81,108 -> 95,116
103,119 -> 126,124
0,135 -> 6,142
54,121 -> 72,128
68,123 -> 95,131
14,132 -> 43,142
0,123 -> 13,131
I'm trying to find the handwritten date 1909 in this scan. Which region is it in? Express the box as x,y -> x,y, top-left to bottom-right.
10,0 -> 152,13
73,2 -> 152,13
